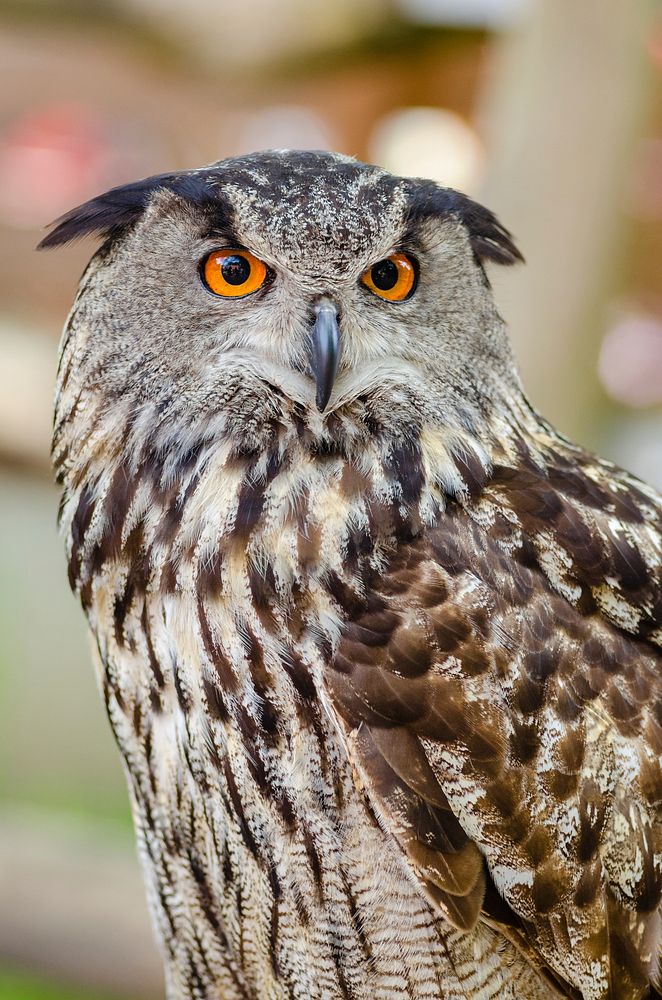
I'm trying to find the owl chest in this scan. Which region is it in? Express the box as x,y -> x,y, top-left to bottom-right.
78,467 -> 546,998
77,450 -> 453,995
94,577 -> 445,999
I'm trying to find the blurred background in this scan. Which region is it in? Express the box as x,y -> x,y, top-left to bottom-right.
1,0 -> 661,997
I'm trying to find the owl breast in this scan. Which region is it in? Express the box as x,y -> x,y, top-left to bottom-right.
69,419 -> 554,1000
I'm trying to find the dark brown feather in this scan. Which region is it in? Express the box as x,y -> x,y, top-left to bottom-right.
324,436 -> 662,999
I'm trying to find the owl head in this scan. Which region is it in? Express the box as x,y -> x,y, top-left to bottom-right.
42,150 -> 523,462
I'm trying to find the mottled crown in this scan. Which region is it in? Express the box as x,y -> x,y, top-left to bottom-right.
39,149 -> 522,268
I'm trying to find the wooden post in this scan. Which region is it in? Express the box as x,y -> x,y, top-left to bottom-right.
478,0 -> 656,444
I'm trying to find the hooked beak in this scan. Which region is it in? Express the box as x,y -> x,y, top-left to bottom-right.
309,299 -> 340,412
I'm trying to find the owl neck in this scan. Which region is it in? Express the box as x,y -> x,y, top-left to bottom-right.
56,377 -> 543,617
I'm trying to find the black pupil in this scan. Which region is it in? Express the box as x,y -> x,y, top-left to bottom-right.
221,254 -> 251,285
371,258 -> 399,291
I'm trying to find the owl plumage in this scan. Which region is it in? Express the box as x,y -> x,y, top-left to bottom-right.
43,151 -> 662,999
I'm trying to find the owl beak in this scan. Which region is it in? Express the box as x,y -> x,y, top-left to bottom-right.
309,299 -> 340,412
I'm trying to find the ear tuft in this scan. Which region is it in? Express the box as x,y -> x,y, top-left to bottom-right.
407,183 -> 524,267
37,171 -> 218,250
448,190 -> 523,266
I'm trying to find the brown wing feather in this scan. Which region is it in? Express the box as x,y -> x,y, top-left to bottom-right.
325,442 -> 662,1000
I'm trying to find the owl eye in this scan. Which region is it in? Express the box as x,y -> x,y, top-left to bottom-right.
201,249 -> 268,298
361,253 -> 416,302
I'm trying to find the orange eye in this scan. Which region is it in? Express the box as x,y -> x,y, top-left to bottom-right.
201,249 -> 268,298
361,253 -> 416,302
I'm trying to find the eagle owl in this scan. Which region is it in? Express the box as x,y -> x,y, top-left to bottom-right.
43,151 -> 662,1000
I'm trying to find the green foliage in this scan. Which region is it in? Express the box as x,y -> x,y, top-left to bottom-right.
0,966 -> 119,1000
